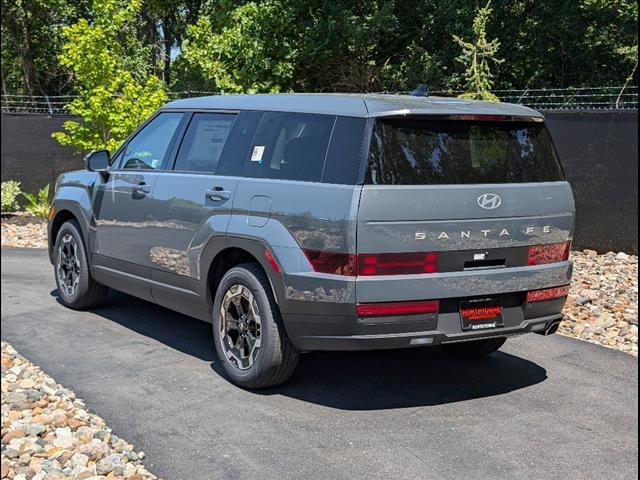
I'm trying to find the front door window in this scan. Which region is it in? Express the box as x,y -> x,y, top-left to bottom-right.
120,112 -> 184,170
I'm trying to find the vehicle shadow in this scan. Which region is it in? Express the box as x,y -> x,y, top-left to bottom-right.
51,289 -> 217,362
259,348 -> 547,410
52,289 -> 548,410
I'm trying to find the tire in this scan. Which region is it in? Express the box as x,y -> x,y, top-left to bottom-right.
212,263 -> 299,389
53,219 -> 109,310
442,337 -> 507,357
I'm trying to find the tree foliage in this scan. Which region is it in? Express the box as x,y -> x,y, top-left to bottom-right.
181,1 -> 298,93
453,1 -> 503,101
2,0 -> 638,98
52,0 -> 166,152
0,0 -> 88,95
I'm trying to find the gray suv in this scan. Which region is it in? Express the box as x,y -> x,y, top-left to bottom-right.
48,94 -> 574,388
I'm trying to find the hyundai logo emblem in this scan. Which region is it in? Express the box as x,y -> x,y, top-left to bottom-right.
477,193 -> 502,210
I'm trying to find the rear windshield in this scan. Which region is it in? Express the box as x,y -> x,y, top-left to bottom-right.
365,118 -> 564,185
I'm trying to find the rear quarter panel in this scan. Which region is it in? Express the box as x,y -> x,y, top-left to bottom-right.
226,178 -> 362,315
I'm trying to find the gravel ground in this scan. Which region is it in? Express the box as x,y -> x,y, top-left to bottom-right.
1,214 -> 637,355
560,250 -> 638,356
1,214 -> 47,250
1,341 -> 160,480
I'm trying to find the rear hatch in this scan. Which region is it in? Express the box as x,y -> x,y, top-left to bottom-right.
356,115 -> 575,276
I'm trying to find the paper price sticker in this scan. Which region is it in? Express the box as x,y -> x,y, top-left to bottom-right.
251,146 -> 265,163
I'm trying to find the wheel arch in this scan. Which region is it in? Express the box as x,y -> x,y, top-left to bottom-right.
48,204 -> 90,264
200,236 -> 287,315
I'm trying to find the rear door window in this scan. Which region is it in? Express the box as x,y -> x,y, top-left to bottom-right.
173,113 -> 236,173
216,111 -> 263,177
366,118 -> 564,185
243,112 -> 335,182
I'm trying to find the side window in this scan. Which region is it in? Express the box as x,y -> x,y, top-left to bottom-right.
323,116 -> 366,184
216,111 -> 263,177
243,112 -> 335,182
120,112 -> 183,170
173,113 -> 236,173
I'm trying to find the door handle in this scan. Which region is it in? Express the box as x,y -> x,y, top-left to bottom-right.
205,187 -> 231,201
133,182 -> 151,197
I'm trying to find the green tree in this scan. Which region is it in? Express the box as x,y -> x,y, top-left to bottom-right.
180,1 -> 299,93
52,0 -> 166,153
453,1 -> 503,101
2,0 -> 638,97
0,0 -> 88,96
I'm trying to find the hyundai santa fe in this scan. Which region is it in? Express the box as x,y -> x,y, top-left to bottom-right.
48,93 -> 574,388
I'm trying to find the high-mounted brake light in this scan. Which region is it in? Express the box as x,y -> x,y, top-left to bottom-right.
457,114 -> 508,121
527,242 -> 571,265
356,300 -> 439,317
526,285 -> 570,303
303,250 -> 438,276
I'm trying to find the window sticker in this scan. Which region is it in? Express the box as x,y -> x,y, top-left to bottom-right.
251,145 -> 265,163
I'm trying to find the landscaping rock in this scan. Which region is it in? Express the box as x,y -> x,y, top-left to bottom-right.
560,250 -> 638,356
1,213 -> 47,249
0,341 -> 160,480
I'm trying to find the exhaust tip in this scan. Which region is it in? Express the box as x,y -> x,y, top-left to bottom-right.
545,320 -> 561,335
534,320 -> 562,336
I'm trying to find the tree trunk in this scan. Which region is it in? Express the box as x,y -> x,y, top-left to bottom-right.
19,3 -> 36,96
163,16 -> 174,86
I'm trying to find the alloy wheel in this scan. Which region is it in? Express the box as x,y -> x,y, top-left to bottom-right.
219,284 -> 262,370
57,233 -> 80,297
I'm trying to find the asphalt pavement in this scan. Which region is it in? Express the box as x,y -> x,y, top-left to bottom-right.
1,247 -> 638,480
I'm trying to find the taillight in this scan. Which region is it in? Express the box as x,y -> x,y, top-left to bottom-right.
527,242 -> 571,265
357,252 -> 438,276
303,250 -> 438,276
356,300 -> 439,317
303,250 -> 356,276
526,285 -> 570,303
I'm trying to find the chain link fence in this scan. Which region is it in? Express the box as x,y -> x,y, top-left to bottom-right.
1,86 -> 637,115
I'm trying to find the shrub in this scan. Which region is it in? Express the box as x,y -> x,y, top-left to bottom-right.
1,180 -> 22,213
22,184 -> 52,219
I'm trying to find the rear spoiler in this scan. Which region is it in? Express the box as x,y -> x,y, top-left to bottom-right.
375,113 -> 545,122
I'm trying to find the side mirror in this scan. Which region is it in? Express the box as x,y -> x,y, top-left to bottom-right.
85,150 -> 110,172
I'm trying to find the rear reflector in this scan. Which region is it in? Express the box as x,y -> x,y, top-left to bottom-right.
356,300 -> 439,317
264,248 -> 280,273
303,250 -> 438,276
527,242 -> 571,265
526,285 -> 570,303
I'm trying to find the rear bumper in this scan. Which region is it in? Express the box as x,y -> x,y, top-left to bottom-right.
287,313 -> 563,351
284,297 -> 567,351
